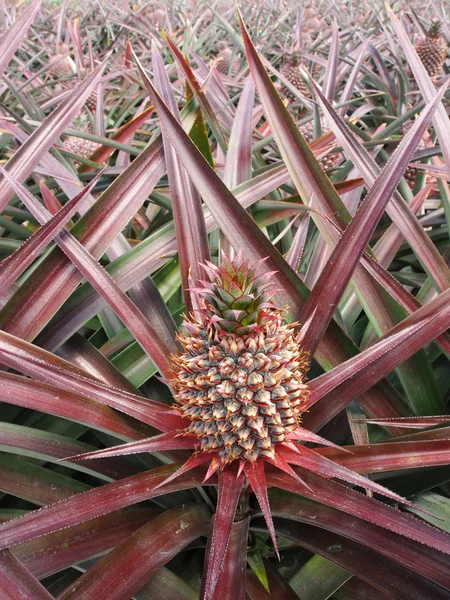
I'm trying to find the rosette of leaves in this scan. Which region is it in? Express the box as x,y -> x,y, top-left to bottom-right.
0,3 -> 450,600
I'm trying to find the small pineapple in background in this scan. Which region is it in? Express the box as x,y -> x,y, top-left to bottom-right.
415,20 -> 448,77
48,43 -> 76,79
280,51 -> 310,102
402,118 -> 426,190
301,119 -> 343,171
85,86 -> 98,112
215,41 -> 239,77
63,109 -> 101,162
171,254 -> 309,465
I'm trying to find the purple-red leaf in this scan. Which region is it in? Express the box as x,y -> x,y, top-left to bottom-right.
57,505 -> 210,600
0,549 -> 54,600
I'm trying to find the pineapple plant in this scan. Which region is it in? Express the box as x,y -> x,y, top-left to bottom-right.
280,51 -> 310,102
415,20 -> 448,77
1,2 -> 450,600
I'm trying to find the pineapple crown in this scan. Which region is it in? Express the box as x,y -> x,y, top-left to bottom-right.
428,19 -> 443,37
190,252 -> 281,335
286,50 -> 302,66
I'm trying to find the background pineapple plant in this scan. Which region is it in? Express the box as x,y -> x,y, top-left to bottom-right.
415,19 -> 448,77
1,1 -> 450,599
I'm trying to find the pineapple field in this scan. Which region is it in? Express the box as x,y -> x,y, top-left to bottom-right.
1,0 -> 450,598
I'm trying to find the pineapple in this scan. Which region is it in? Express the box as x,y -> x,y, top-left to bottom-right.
48,43 -> 76,79
280,52 -> 310,102
170,254 -> 309,465
85,87 -> 98,112
215,42 -> 239,77
415,20 -> 448,77
63,110 -> 101,161
301,119 -> 342,170
402,119 -> 426,190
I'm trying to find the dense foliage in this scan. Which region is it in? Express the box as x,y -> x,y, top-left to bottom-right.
0,1 -> 450,598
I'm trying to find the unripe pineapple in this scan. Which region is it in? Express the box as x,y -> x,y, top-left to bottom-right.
280,52 -> 310,102
215,42 -> 239,77
48,43 -> 76,79
415,21 -> 448,77
85,87 -> 98,112
170,254 -> 309,466
402,119 -> 426,190
63,110 -> 101,161
301,120 -> 342,170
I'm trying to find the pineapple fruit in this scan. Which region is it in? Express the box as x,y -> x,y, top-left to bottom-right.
215,42 -> 239,77
415,20 -> 448,77
63,109 -> 101,161
48,43 -> 76,79
301,119 -> 342,170
280,52 -> 310,102
170,254 -> 309,465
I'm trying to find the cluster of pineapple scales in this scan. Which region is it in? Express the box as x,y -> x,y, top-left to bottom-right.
170,254 -> 310,466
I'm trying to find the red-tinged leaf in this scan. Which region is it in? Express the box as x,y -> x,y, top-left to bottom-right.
79,105 -> 154,172
154,452 -> 216,490
245,462 -> 279,559
269,520 -> 449,600
266,467 -> 450,556
0,463 -> 209,550
0,372 -> 146,441
221,75 -> 255,256
57,332 -> 142,394
1,170 -> 174,380
318,440 -> 450,474
0,172 -> 101,293
279,445 -> 420,509
355,417 -> 450,429
33,163 -> 292,350
64,431 -> 197,462
287,426 -> 352,452
13,508 -> 158,578
0,422 -> 137,481
0,0 -> 41,79
239,11 -> 350,233
388,6 -> 450,173
201,468 -> 246,599
57,505 -> 210,600
223,76 -> 255,189
211,518 -> 249,600
0,549 -> 54,600
269,490 -> 450,592
247,560 -> 300,600
0,60 -> 108,213
322,19 -> 340,101
39,180 -> 64,214
160,35 -> 228,151
305,300 -> 450,431
0,455 -> 89,506
151,41 -> 210,313
0,134 -> 171,348
0,330 -> 171,432
312,78 -> 450,292
337,44 -> 366,118
298,84 -> 447,354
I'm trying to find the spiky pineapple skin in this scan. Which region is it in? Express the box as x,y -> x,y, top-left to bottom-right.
171,257 -> 309,465
48,54 -> 74,79
280,57 -> 310,102
215,46 -> 239,77
415,24 -> 448,77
